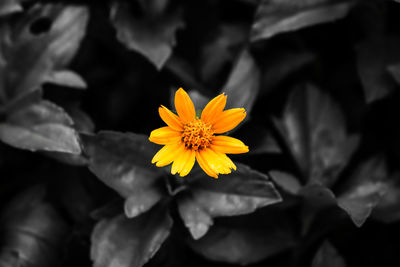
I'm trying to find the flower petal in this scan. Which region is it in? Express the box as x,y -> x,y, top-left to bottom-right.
201,149 -> 231,177
196,150 -> 218,178
212,108 -> 246,133
201,93 -> 227,123
152,143 -> 185,167
171,148 -> 192,175
211,135 -> 249,154
179,150 -> 195,177
212,149 -> 237,171
159,105 -> 183,131
175,88 -> 196,122
149,126 -> 182,145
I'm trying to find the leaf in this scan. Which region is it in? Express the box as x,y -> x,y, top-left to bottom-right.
270,171 -> 302,195
354,4 -> 395,103
276,84 -> 359,187
110,1 -> 184,70
91,204 -> 173,267
337,157 -> 388,227
44,70 -> 87,89
0,100 -> 82,154
43,105 -> 94,165
261,50 -> 315,94
222,49 -> 260,115
187,207 -> 296,265
0,0 -> 22,16
237,121 -> 281,155
178,163 -> 281,239
0,186 -> 68,267
251,0 -> 354,41
311,241 -> 346,267
199,23 -> 247,84
373,175 -> 400,223
0,4 -> 89,106
82,131 -> 166,218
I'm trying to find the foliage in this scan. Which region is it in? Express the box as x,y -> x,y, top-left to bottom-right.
0,0 -> 400,267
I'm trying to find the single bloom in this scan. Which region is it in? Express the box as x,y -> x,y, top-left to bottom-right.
149,88 -> 249,178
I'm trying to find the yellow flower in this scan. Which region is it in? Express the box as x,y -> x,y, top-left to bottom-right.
149,88 -> 249,178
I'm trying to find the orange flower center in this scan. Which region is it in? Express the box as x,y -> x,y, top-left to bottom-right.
182,119 -> 214,151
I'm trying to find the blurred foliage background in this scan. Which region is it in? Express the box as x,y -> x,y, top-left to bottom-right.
1,0 -> 400,267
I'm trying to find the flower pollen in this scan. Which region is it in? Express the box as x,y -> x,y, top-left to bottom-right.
182,119 -> 213,151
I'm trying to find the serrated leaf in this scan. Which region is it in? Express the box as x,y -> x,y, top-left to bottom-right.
311,241 -> 346,267
82,131 -> 166,218
223,49 -> 260,116
0,100 -> 81,154
178,163 -> 281,239
276,84 -> 359,187
0,186 -> 68,267
0,0 -> 23,16
110,1 -> 184,70
187,207 -> 295,265
337,157 -> 388,227
0,4 -> 89,106
91,205 -> 172,267
251,0 -> 354,41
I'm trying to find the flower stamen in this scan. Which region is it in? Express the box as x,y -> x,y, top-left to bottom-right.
182,119 -> 214,151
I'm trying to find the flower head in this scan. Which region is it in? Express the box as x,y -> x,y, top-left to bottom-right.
149,88 -> 249,178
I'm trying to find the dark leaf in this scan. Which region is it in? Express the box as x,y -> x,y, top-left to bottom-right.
199,23 -> 247,84
0,4 -> 89,106
387,63 -> 400,86
178,163 -> 281,239
110,1 -> 184,70
251,0 -> 354,41
43,105 -> 94,165
270,170 -> 302,195
372,175 -> 400,223
82,131 -> 166,218
0,100 -> 82,154
223,50 -> 260,116
187,207 -> 295,265
0,186 -> 68,267
238,122 -> 281,155
276,84 -> 359,187
337,157 -> 388,227
261,50 -> 315,95
91,204 -> 172,267
0,0 -> 22,16
355,4 -> 395,103
311,241 -> 346,267
44,70 -> 87,89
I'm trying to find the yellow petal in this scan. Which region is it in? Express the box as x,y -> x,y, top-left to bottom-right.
152,143 -> 184,167
211,135 -> 249,154
201,94 -> 227,123
175,88 -> 196,123
159,105 -> 183,131
212,108 -> 246,134
212,149 -> 237,171
171,148 -> 192,175
149,126 -> 182,145
196,150 -> 218,178
179,150 -> 195,177
203,149 -> 232,174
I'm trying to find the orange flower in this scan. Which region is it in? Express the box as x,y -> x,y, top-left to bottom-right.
149,88 -> 249,178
